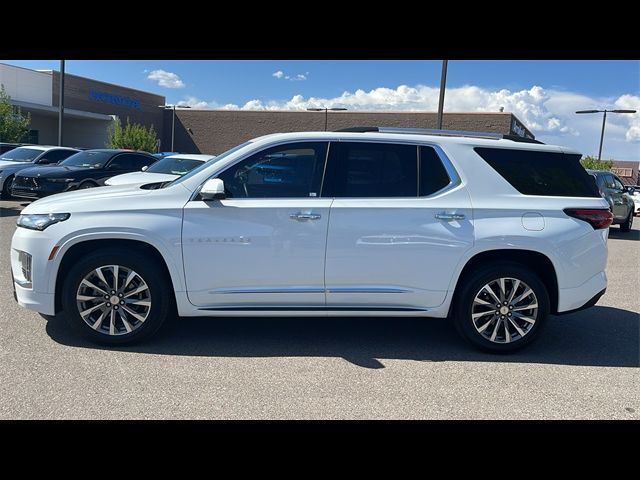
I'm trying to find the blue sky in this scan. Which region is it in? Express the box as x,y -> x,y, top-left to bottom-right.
3,60 -> 639,159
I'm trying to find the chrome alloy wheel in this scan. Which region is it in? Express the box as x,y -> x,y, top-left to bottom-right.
471,277 -> 538,344
76,265 -> 151,336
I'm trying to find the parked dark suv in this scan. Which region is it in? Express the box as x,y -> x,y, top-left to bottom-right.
587,169 -> 635,232
11,149 -> 157,199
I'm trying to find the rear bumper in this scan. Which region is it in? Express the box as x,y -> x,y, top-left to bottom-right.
555,288 -> 606,316
557,270 -> 607,312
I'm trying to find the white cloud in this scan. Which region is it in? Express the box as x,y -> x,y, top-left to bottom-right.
147,69 -> 185,89
177,84 -> 640,160
272,70 -> 307,81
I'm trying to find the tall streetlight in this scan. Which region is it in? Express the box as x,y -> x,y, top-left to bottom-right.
58,60 -> 65,146
158,104 -> 191,152
436,60 -> 448,130
575,109 -> 637,160
306,107 -> 348,131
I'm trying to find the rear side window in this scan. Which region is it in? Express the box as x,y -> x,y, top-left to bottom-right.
327,142 -> 418,197
474,147 -> 600,197
420,146 -> 451,196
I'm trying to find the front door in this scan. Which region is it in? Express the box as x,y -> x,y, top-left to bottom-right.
182,142 -> 331,308
609,174 -> 630,220
323,142 -> 473,310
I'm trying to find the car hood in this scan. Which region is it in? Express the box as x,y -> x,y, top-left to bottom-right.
0,159 -> 23,169
106,171 -> 179,186
22,184 -> 155,214
16,165 -> 86,178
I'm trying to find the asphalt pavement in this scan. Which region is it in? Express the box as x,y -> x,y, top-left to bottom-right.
1,199 -> 638,419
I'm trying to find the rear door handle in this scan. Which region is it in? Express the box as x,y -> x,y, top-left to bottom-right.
290,212 -> 321,221
435,212 -> 465,221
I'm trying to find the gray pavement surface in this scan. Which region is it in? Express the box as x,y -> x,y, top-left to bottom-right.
1,199 -> 638,419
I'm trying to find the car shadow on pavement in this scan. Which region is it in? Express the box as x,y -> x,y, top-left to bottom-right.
608,227 -> 640,241
45,305 -> 639,369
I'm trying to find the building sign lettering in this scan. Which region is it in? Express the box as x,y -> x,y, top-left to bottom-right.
89,89 -> 140,110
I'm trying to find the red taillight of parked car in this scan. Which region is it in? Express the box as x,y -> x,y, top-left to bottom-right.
564,208 -> 613,230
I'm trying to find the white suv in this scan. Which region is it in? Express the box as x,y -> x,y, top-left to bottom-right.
10,129 -> 612,352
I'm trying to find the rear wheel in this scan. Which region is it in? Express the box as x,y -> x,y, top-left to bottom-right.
1,175 -> 14,199
61,248 -> 173,345
78,181 -> 97,190
620,210 -> 633,232
453,262 -> 550,353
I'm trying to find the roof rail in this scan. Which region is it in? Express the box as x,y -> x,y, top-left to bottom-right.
334,126 -> 543,144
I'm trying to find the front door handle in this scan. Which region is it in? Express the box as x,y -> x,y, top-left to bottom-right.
289,212 -> 321,221
435,212 -> 465,221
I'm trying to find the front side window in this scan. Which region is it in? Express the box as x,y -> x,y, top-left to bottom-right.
326,142 -> 418,197
107,153 -> 153,171
217,142 -> 327,198
611,176 -> 625,191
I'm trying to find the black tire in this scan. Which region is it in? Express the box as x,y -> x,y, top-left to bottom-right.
77,181 -> 97,190
1,175 -> 14,199
452,262 -> 550,353
620,210 -> 633,232
61,248 -> 173,345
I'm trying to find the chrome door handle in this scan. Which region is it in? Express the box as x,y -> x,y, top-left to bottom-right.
435,212 -> 465,221
289,212 -> 321,221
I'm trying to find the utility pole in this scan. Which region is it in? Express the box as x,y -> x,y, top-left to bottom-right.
58,60 -> 65,146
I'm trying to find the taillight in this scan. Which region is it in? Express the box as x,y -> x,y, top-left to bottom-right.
564,208 -> 613,230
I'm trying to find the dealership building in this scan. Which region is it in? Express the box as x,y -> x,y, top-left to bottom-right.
1,63 -> 536,154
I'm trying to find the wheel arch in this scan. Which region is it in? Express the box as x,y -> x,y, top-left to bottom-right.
450,249 -> 559,315
53,238 -> 180,314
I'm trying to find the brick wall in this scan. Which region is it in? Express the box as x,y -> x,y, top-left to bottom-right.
165,110 -> 518,155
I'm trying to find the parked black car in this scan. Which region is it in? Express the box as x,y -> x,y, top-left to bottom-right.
587,169 -> 635,231
11,149 -> 157,199
0,145 -> 79,199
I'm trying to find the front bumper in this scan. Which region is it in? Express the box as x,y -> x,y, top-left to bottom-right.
11,181 -> 73,199
11,226 -> 60,316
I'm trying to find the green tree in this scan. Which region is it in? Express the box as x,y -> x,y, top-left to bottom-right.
0,84 -> 30,142
106,117 -> 158,152
580,155 -> 613,171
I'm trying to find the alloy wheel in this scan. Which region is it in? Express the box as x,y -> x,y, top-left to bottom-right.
471,277 -> 538,344
76,265 -> 151,336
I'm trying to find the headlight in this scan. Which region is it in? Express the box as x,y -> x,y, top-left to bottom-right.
47,178 -> 75,183
17,213 -> 70,231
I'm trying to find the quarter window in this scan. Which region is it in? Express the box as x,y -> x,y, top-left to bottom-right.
420,146 -> 451,196
327,142 -> 418,197
217,142 -> 327,198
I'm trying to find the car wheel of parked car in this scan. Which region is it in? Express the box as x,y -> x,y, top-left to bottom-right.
1,175 -> 14,199
78,182 -> 97,190
453,262 -> 550,353
61,249 -> 173,345
620,211 -> 633,232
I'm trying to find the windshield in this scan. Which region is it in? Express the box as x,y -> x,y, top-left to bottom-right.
0,147 -> 42,163
147,157 -> 206,175
59,151 -> 112,169
166,142 -> 252,187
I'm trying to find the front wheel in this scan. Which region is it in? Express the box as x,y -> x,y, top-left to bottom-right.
453,262 -> 550,353
1,175 -> 14,199
61,248 -> 173,345
620,210 -> 633,232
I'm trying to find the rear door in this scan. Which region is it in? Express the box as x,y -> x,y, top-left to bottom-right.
323,141 -> 473,310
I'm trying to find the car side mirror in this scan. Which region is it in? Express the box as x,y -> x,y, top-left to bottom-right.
141,165 -> 148,172
200,178 -> 226,200
38,157 -> 56,165
624,186 -> 634,194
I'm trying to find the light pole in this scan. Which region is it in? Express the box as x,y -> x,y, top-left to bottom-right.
158,104 -> 191,152
306,107 -> 348,131
58,60 -> 65,146
436,60 -> 448,130
575,109 -> 636,160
